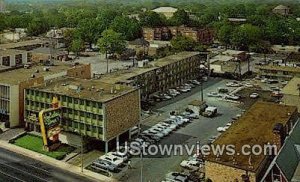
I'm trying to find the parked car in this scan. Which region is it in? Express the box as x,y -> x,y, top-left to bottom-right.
109,151 -> 129,162
271,91 -> 283,97
165,172 -> 189,182
202,107 -> 218,117
180,160 -> 202,171
92,159 -> 118,172
218,87 -> 229,93
100,154 -> 124,167
224,94 -> 240,101
249,93 -> 259,99
226,81 -> 242,87
207,92 -> 221,97
217,127 -> 226,132
267,79 -> 279,84
191,80 -> 201,85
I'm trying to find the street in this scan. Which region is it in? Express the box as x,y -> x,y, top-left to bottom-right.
0,147 -> 93,182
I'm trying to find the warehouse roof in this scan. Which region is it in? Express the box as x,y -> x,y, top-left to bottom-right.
222,50 -> 245,56
282,77 -> 300,96
152,7 -> 178,13
206,101 -> 297,173
29,76 -> 137,102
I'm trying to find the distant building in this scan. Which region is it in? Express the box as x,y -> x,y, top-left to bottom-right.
273,5 -> 290,16
0,49 -> 29,69
205,101 -> 298,182
282,77 -> 300,110
0,0 -> 5,13
228,18 -> 247,23
142,26 -> 214,44
152,7 -> 178,19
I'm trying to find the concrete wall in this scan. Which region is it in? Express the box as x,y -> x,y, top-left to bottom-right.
205,161 -> 256,182
282,95 -> 300,111
18,77 -> 44,127
9,85 -> 19,127
0,52 -> 27,67
104,90 -> 140,141
59,131 -> 82,147
67,64 -> 92,79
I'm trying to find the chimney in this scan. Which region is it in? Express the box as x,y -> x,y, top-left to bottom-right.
272,123 -> 285,150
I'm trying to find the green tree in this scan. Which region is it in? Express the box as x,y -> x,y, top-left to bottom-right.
63,29 -> 77,54
97,29 -> 126,73
171,36 -> 196,52
218,24 -> 235,48
139,11 -> 167,27
27,18 -> 50,36
70,39 -> 84,58
168,9 -> 189,26
76,18 -> 100,48
110,16 -> 142,41
231,24 -> 261,50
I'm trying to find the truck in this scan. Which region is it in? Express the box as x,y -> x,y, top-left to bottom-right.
202,107 -> 217,117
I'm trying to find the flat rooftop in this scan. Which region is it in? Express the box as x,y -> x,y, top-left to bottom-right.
151,51 -> 200,67
282,77 -> 300,96
100,66 -> 157,84
0,62 -> 76,85
206,101 -> 297,173
210,55 -> 234,63
0,49 -> 27,55
257,65 -> 300,73
222,50 -> 245,56
29,77 -> 136,102
0,39 -> 48,50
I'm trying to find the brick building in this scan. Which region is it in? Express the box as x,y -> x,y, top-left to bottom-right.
205,102 -> 298,182
142,26 -> 214,44
24,77 -> 140,152
100,52 -> 206,99
0,61 -> 91,128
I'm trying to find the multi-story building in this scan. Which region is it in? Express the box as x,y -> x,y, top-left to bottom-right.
0,49 -> 30,69
256,65 -> 300,80
24,76 -> 140,152
205,102 -> 298,182
101,52 -> 206,99
0,61 -> 91,128
142,26 -> 214,44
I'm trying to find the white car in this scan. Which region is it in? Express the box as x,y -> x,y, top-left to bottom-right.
191,80 -> 201,85
207,92 -> 221,97
226,82 -> 241,87
224,94 -> 240,100
151,126 -> 171,136
244,83 -> 253,88
147,128 -> 165,138
217,127 -> 226,132
180,160 -> 201,170
109,151 -> 129,162
250,93 -> 259,98
100,154 -> 124,166
158,122 -> 177,131
169,116 -> 185,125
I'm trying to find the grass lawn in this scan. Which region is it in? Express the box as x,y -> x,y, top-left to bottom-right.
13,134 -> 75,160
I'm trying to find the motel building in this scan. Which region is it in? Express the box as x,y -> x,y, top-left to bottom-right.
24,76 -> 141,152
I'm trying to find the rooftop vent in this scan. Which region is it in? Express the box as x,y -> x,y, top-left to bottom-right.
31,74 -> 35,78
35,69 -> 39,73
43,67 -> 50,72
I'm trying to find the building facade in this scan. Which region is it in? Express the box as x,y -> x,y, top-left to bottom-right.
0,49 -> 29,68
101,52 -> 207,99
0,62 -> 91,128
24,77 -> 140,152
142,26 -> 214,44
256,65 -> 300,80
205,102 -> 298,182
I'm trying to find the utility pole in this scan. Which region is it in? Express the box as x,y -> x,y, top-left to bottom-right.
81,132 -> 83,173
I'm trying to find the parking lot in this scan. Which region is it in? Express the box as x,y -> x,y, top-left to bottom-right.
78,76 -> 286,182
119,78 -> 243,182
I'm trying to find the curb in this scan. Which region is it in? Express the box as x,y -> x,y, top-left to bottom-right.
0,141 -> 117,182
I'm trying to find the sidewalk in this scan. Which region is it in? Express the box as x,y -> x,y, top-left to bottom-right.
0,140 -> 117,182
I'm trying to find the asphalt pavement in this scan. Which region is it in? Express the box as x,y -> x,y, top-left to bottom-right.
0,147 -> 93,182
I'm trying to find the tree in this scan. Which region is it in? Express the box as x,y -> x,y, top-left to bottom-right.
168,9 -> 189,26
70,39 -> 84,58
171,36 -> 196,52
97,29 -> 126,73
110,16 -> 142,41
139,11 -> 167,27
231,24 -> 261,50
27,18 -> 50,36
76,19 -> 100,48
63,29 -> 77,54
218,24 -> 235,48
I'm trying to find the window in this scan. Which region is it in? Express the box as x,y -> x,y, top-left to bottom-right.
80,100 -> 84,105
15,54 -> 23,65
86,100 -> 90,107
98,127 -> 103,134
74,99 -> 79,104
2,56 -> 10,66
86,125 -> 91,131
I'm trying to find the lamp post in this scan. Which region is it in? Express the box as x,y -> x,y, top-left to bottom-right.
74,129 -> 83,172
